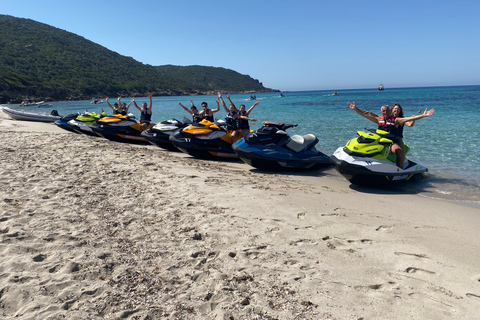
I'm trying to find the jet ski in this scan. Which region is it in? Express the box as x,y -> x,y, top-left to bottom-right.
55,112 -> 80,133
141,117 -> 192,151
232,122 -> 331,170
330,128 -> 428,186
169,119 -> 241,159
90,113 -> 154,143
68,111 -> 107,136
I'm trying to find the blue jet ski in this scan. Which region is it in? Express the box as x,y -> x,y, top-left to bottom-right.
55,112 -> 80,133
232,122 -> 331,170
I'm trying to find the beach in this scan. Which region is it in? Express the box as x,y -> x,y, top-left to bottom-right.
1,111 -> 480,319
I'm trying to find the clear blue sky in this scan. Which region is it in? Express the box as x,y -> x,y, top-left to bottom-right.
2,0 -> 479,91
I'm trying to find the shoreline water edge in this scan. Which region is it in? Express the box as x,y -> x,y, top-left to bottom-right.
2,85 -> 480,207
1,106 -> 480,319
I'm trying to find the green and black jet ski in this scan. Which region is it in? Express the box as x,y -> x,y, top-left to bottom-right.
330,128 -> 428,186
68,111 -> 107,136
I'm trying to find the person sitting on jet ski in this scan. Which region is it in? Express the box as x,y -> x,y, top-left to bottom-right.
179,100 -> 201,123
237,100 -> 260,137
117,97 -> 134,115
218,93 -> 240,141
220,93 -> 258,141
105,97 -> 120,114
348,102 -> 435,168
198,97 -> 220,122
133,93 -> 153,131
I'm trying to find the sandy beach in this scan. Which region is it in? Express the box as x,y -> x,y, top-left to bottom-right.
1,110 -> 480,319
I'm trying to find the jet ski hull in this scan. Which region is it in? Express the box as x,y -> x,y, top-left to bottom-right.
54,113 -> 80,133
141,129 -> 178,150
233,139 -> 331,170
331,147 -> 428,186
141,120 -> 191,151
68,120 -> 98,136
55,120 -> 77,133
90,121 -> 151,144
169,131 -> 239,160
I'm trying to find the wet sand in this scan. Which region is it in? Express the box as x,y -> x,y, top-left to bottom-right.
1,110 -> 480,319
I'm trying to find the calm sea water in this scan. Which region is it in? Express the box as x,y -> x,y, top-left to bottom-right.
7,85 -> 480,206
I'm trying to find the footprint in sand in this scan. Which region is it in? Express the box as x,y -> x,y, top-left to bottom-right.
405,267 -> 436,275
241,245 -> 268,260
376,225 -> 393,232
395,252 -> 429,259
355,281 -> 398,292
322,236 -> 358,255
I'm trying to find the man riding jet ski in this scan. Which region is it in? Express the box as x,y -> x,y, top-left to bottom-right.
141,117 -> 192,151
330,128 -> 428,186
232,122 -> 331,170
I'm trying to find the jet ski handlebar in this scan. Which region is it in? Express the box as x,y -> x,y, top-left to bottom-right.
366,128 -> 397,140
263,122 -> 298,130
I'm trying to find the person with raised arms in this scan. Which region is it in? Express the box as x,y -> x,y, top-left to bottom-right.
348,101 -> 435,168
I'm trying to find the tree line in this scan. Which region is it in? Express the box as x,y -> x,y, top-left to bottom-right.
0,15 -> 277,103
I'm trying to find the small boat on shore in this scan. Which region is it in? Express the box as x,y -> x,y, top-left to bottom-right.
2,107 -> 61,122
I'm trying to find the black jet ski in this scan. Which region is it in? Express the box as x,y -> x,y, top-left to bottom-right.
330,128 -> 428,186
90,113 -> 154,144
55,112 -> 80,133
232,122 -> 331,170
169,119 -> 241,159
141,117 -> 192,151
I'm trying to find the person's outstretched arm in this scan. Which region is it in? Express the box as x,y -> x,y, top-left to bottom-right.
348,101 -> 378,124
396,108 -> 435,126
246,101 -> 260,116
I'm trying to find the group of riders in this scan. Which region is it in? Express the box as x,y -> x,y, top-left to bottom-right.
104,91 -> 435,169
178,92 -> 261,140
105,94 -> 153,130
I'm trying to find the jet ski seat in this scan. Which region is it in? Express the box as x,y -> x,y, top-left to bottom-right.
286,134 -> 318,152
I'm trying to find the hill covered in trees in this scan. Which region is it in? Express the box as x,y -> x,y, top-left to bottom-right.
0,15 -> 277,103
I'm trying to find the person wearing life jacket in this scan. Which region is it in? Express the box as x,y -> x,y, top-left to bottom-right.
390,103 -> 434,168
116,97 -> 133,115
105,97 -> 120,114
236,100 -> 260,137
218,92 -> 240,141
179,101 -> 201,123
198,97 -> 220,122
348,102 -> 435,168
133,93 -> 153,131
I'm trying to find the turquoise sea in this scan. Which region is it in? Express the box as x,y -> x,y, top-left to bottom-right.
6,85 -> 480,206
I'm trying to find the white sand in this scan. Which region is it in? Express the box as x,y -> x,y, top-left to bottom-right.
1,110 -> 480,319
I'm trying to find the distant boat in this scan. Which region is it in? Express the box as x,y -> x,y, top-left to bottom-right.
378,83 -> 384,91
20,98 -> 52,107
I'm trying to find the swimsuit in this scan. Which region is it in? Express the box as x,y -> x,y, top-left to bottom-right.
202,109 -> 214,122
140,109 -> 152,123
226,111 -> 238,130
237,110 -> 249,130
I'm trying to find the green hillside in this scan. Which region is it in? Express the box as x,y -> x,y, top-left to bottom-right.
0,15 -> 277,103
156,65 -> 269,94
